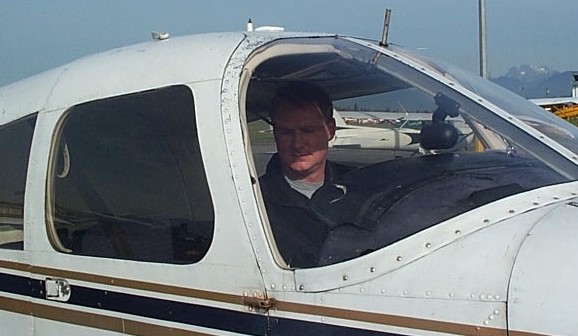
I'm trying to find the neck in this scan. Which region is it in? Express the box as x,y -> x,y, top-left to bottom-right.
284,165 -> 326,183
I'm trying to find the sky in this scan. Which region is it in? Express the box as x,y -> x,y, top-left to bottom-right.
1,0 -> 578,87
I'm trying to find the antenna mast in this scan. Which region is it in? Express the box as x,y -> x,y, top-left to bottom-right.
380,9 -> 392,47
478,0 -> 488,78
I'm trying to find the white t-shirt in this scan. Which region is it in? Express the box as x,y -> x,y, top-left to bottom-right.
285,176 -> 323,199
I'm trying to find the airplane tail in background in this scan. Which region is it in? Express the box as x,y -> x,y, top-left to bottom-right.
333,110 -> 348,128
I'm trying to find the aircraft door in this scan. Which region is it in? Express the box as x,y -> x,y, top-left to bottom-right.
27,83 -> 268,335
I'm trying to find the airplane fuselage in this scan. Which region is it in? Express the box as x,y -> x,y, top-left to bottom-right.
1,31 -> 578,336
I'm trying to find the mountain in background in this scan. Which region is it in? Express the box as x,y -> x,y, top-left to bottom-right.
491,64 -> 575,99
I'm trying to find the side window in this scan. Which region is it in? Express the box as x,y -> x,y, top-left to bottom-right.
47,86 -> 214,264
0,115 -> 37,250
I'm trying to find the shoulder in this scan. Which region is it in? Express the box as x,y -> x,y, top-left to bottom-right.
259,154 -> 289,199
326,160 -> 354,181
259,155 -> 282,186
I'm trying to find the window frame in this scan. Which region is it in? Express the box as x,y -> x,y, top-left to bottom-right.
45,85 -> 215,264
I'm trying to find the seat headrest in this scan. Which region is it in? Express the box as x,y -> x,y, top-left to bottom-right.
420,124 -> 459,150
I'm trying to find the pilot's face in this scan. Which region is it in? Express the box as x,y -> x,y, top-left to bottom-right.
272,101 -> 336,182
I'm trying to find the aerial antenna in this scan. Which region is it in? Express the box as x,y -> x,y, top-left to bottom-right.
380,9 -> 392,47
478,0 -> 488,78
151,32 -> 170,41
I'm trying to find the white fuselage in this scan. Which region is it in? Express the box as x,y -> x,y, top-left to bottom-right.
1,31 -> 577,336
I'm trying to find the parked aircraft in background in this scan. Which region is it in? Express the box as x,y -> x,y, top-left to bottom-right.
331,110 -> 419,152
531,97 -> 578,119
530,71 -> 578,119
332,110 -> 473,152
2,20 -> 578,336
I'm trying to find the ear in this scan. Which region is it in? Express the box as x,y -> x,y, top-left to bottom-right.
326,118 -> 336,140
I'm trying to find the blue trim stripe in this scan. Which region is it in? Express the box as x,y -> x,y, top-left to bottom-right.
0,272 -> 37,297
0,271 -> 403,335
69,284 -> 267,335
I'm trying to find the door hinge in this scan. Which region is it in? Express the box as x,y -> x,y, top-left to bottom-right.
243,295 -> 277,312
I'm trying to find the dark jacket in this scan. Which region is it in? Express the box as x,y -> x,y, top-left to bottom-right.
259,154 -> 351,268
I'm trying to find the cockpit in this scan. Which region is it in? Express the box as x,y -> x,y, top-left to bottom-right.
242,36 -> 578,268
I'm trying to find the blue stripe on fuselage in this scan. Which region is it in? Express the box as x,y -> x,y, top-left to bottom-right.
0,271 -> 403,335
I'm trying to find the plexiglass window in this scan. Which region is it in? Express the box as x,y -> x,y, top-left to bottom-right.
48,86 -> 214,263
0,115 -> 37,250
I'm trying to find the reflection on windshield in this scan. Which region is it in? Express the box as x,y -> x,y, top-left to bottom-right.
246,37 -> 578,268
394,46 -> 578,155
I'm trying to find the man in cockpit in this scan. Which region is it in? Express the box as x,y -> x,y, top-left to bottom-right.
259,83 -> 350,268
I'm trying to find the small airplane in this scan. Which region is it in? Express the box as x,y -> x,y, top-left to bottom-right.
2,16 -> 578,336
331,110 -> 474,152
330,110 -> 421,152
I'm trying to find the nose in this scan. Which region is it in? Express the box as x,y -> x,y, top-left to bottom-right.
291,131 -> 307,150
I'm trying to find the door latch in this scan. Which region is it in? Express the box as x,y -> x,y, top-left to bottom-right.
45,278 -> 71,302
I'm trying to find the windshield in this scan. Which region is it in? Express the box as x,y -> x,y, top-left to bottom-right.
390,45 -> 578,155
245,37 -> 578,268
